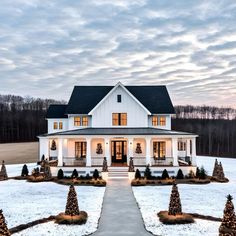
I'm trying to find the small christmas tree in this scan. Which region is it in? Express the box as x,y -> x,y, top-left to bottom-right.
57,169 -> 64,179
71,169 -> 78,178
0,209 -> 11,236
21,164 -> 29,177
196,167 -> 200,178
102,157 -> 108,172
144,164 -> 152,179
93,169 -> 99,180
135,143 -> 142,154
44,164 -> 52,180
128,157 -> 135,172
135,169 -> 141,179
0,161 -> 8,180
168,183 -> 182,216
199,166 -> 207,179
65,185 -> 80,216
219,194 -> 236,235
176,169 -> 184,179
212,159 -> 219,177
51,140 -> 57,151
161,169 -> 169,179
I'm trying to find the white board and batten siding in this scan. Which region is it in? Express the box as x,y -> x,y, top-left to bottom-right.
91,86 -> 149,127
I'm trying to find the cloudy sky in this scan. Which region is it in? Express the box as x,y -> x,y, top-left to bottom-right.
0,0 -> 236,107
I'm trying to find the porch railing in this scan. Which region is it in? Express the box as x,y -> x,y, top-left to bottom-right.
151,157 -> 173,166
133,157 -> 146,166
63,157 -> 86,167
91,157 -> 104,166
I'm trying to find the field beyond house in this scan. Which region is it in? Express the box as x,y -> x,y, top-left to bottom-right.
0,142 -> 38,164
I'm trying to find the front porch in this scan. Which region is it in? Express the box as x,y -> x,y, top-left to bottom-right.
39,135 -> 197,168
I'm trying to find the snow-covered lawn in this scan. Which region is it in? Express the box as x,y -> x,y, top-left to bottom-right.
0,164 -> 105,236
132,156 -> 236,236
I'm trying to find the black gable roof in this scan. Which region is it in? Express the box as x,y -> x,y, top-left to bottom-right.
48,84 -> 175,117
65,86 -> 113,114
126,86 -> 175,114
46,104 -> 67,118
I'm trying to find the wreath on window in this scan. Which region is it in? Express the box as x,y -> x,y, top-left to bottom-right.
135,143 -> 142,154
50,140 -> 57,151
96,143 -> 103,154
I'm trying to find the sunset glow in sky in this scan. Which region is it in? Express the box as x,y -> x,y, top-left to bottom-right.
0,0 -> 236,107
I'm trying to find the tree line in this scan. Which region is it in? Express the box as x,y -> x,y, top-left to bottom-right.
0,94 -> 235,158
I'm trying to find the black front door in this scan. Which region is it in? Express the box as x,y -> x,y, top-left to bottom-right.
111,141 -> 127,163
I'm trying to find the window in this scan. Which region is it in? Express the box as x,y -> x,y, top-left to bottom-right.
159,116 -> 166,126
178,141 -> 186,151
59,122 -> 63,130
53,122 -> 58,129
190,140 -> 192,155
152,115 -> 158,126
117,94 -> 121,103
75,142 -> 87,158
112,113 -> 127,126
82,116 -> 88,126
74,117 -> 81,126
153,141 -> 166,158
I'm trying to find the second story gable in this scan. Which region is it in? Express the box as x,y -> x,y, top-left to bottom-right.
46,82 -> 175,133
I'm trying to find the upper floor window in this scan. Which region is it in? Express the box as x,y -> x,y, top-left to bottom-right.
112,113 -> 127,126
152,115 -> 158,126
159,116 -> 166,126
82,116 -> 88,126
53,122 -> 58,129
74,117 -> 81,126
117,94 -> 121,103
178,141 -> 186,151
59,122 -> 63,130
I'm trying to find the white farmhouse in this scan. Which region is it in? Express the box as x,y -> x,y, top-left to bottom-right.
38,82 -> 197,176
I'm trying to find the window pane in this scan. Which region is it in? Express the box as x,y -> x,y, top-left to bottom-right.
112,113 -> 119,125
159,116 -> 166,126
75,142 -> 86,158
74,117 -> 81,126
59,122 -> 63,129
152,116 -> 158,126
82,117 -> 88,126
120,113 -> 127,126
53,122 -> 58,129
117,94 -> 121,103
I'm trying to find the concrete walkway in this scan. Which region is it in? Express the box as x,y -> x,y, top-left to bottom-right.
93,178 -> 152,236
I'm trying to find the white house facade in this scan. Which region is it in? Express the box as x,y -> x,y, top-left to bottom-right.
38,82 -> 198,176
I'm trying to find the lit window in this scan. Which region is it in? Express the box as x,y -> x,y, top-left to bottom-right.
82,116 -> 88,126
117,94 -> 121,103
112,113 -> 127,126
152,116 -> 158,126
59,122 -> 63,130
153,141 -> 166,158
178,141 -> 186,151
75,142 -> 87,158
53,122 -> 58,129
159,116 -> 166,126
74,117 -> 81,126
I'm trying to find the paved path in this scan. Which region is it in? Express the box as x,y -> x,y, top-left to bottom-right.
93,178 -> 152,236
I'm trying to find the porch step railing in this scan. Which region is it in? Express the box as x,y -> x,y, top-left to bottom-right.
63,157 -> 86,166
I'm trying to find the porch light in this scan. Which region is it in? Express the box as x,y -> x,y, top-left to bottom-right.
130,142 -> 132,145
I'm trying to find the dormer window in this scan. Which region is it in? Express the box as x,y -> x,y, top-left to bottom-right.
82,116 -> 88,126
117,94 -> 121,103
152,116 -> 158,126
152,115 -> 166,126
74,117 -> 81,126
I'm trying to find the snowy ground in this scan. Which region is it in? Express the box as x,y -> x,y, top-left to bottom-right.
0,164 -> 105,236
132,156 -> 236,236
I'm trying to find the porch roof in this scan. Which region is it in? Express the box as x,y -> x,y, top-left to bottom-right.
39,127 -> 197,137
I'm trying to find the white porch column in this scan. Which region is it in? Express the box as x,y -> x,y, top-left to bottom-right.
172,138 -> 178,166
105,138 -> 111,166
58,138 -> 63,166
191,137 -> 197,166
86,137 -> 91,167
128,138 -> 134,162
146,137 -> 151,166
39,138 -> 49,161
186,139 -> 191,156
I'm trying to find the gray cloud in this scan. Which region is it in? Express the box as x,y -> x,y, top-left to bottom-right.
0,0 -> 235,107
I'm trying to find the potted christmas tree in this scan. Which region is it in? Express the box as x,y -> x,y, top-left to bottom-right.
0,161 -> 8,181
55,185 -> 88,224
0,209 -> 11,236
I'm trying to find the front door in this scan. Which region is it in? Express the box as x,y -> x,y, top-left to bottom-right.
111,141 -> 127,164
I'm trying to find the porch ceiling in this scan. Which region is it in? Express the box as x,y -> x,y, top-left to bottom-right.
39,127 -> 196,137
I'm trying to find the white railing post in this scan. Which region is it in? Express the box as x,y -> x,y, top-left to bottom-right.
86,138 -> 91,167
128,138 -> 134,163
172,138 -> 178,166
105,138 -> 111,166
58,138 -> 63,167
191,137 -> 197,166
